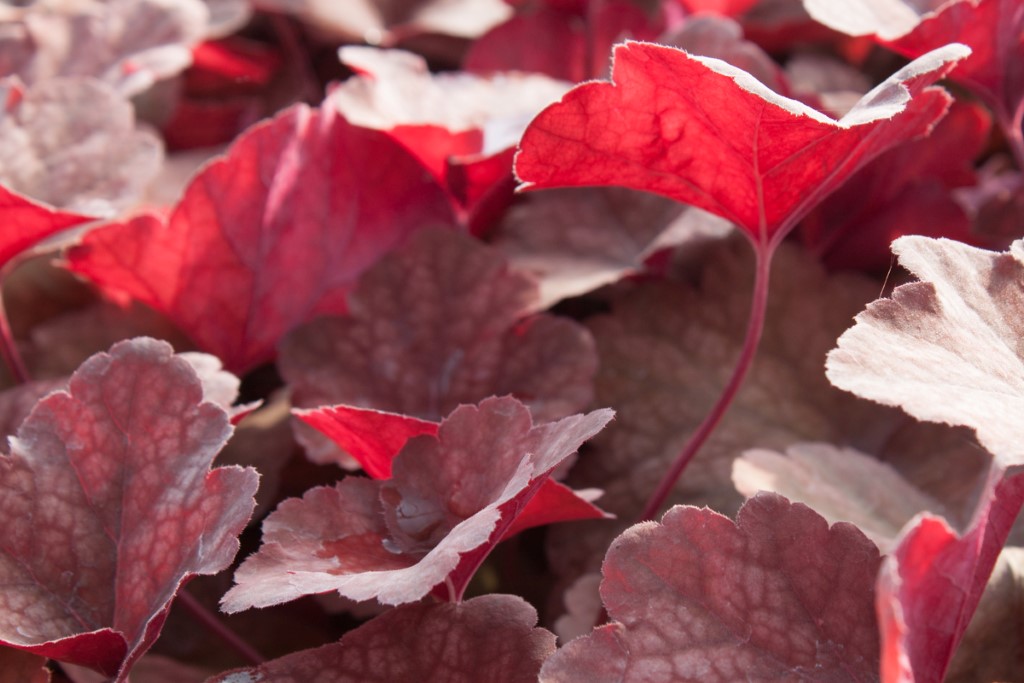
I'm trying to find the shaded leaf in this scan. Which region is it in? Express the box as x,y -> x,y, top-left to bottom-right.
733,442 -> 944,552
208,595 -> 555,683
0,338 -> 258,681
540,493 -> 881,682
280,229 -> 598,465
492,186 -> 732,309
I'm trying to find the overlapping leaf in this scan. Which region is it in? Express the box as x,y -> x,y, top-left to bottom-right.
297,402 -> 609,536
799,101 -> 988,269
0,0 -> 208,96
222,397 -> 612,611
280,229 -> 598,465
208,595 -> 555,683
827,236 -> 1024,682
515,40 -> 968,246
539,493 -> 881,682
66,104 -> 458,373
0,185 -> 90,270
0,338 -> 258,681
0,77 -> 162,216
493,186 -> 731,309
827,237 -> 1024,467
733,442 -> 944,551
804,0 -> 1024,129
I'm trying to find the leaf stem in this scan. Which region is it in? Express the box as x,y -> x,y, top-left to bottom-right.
176,589 -> 265,666
637,243 -> 773,522
0,270 -> 28,384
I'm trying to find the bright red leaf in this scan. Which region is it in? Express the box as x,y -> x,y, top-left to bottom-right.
539,493 -> 881,682
878,475 -> 1024,683
678,0 -> 760,16
297,404 -> 438,479
0,338 -> 258,681
65,104 -> 458,373
222,397 -> 612,610
209,595 -> 556,683
515,40 -> 968,247
0,185 -> 90,269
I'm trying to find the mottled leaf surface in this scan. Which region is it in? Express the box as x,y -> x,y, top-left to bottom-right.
208,595 -> 555,683
223,397 -> 612,610
0,338 -> 258,680
0,77 -> 162,216
0,0 -> 208,96
66,105 -> 457,373
515,41 -> 966,245
280,229 -> 597,464
540,493 -> 881,682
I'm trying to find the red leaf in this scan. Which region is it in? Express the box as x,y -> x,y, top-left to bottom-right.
0,338 -> 258,681
0,185 -> 90,269
806,0 -> 1024,128
677,0 -> 760,16
66,104 -> 458,373
800,100 -> 989,269
540,493 -> 881,682
296,404 -> 439,479
878,475 -> 1024,683
0,647 -> 49,683
222,397 -> 612,610
515,41 -> 967,247
208,595 -> 556,683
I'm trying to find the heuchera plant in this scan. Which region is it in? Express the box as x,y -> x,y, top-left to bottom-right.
1,1 -> 1023,682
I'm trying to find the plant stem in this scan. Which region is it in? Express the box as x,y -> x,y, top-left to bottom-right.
0,273 -> 28,384
637,244 -> 773,522
176,589 -> 265,665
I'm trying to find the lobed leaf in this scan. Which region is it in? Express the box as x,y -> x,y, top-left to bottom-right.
223,396 -> 612,610
515,40 -> 968,246
0,338 -> 258,681
540,493 -> 881,682
207,595 -> 555,683
280,229 -> 598,466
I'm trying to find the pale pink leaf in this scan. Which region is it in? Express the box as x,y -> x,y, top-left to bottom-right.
0,77 -> 162,216
0,0 -> 208,96
827,236 -> 1024,470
